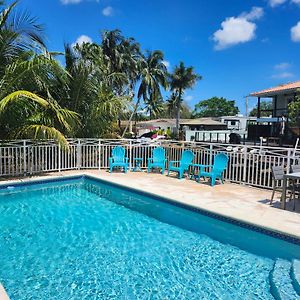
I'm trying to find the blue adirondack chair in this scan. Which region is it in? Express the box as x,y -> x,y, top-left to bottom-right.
168,150 -> 194,179
197,153 -> 229,186
147,147 -> 166,174
109,146 -> 129,173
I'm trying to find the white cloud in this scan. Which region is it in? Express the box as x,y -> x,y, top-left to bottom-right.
102,6 -> 114,16
212,7 -> 263,50
274,62 -> 291,70
272,72 -> 294,79
291,21 -> 300,42
60,0 -> 101,4
61,0 -> 82,4
184,95 -> 193,102
162,60 -> 170,69
269,0 -> 300,6
240,7 -> 264,21
72,35 -> 93,48
269,0 -> 287,7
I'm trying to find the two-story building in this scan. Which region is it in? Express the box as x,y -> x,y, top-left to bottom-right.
250,80 -> 300,118
249,80 -> 300,144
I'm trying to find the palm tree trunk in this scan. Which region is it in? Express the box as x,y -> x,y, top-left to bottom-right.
121,98 -> 140,138
175,88 -> 182,139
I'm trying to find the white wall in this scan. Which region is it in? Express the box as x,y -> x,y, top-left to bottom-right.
185,130 -> 247,142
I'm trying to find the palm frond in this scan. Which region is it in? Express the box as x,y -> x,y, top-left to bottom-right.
0,90 -> 48,112
12,124 -> 69,150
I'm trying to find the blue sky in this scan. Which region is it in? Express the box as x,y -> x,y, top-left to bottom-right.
19,0 -> 300,114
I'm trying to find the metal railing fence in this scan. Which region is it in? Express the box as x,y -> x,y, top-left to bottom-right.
0,139 -> 298,189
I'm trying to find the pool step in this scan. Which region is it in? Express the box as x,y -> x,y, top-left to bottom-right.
269,259 -> 300,300
292,260 -> 300,295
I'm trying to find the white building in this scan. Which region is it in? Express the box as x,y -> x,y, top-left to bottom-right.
218,115 -> 257,131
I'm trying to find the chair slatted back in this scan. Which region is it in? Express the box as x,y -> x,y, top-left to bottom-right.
212,153 -> 229,173
291,164 -> 300,174
153,147 -> 165,163
272,165 -> 284,181
112,146 -> 125,163
180,150 -> 194,169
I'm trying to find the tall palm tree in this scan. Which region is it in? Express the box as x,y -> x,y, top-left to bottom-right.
122,50 -> 168,136
169,62 -> 201,138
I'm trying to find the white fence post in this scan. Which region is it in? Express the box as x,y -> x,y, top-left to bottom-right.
98,139 -> 101,170
242,146 -> 248,184
129,140 -> 132,170
23,140 -> 27,176
58,143 -> 61,172
209,143 -> 213,166
77,139 -> 81,170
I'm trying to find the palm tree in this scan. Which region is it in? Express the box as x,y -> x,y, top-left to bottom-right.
144,94 -> 164,119
62,42 -> 130,138
0,1 -> 45,74
122,50 -> 168,136
0,1 -> 78,147
169,62 -> 201,138
0,57 -> 79,147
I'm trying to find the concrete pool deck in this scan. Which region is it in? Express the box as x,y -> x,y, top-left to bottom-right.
1,169 -> 300,240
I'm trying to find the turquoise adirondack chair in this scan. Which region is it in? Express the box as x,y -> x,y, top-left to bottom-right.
147,147 -> 166,174
197,153 -> 229,186
109,146 -> 129,173
168,150 -> 194,179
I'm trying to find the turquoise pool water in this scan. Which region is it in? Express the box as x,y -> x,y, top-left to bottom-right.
0,177 -> 299,299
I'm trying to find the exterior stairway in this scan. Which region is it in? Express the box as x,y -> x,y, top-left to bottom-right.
269,259 -> 300,300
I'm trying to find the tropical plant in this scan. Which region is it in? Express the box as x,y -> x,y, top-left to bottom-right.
0,1 -> 79,147
61,42 -> 130,137
288,92 -> 300,127
122,50 -> 168,136
169,62 -> 201,137
193,97 -> 239,118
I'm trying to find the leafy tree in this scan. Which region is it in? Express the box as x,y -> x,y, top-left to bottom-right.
249,101 -> 273,117
193,97 -> 239,118
169,62 -> 201,137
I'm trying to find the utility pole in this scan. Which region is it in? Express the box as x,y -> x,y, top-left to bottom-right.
245,96 -> 249,117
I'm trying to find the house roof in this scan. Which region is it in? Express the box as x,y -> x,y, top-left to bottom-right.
220,115 -> 256,119
180,118 -> 227,126
250,80 -> 300,97
122,118 -> 227,128
136,119 -> 191,128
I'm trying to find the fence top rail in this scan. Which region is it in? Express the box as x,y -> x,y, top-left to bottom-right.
0,139 -> 297,157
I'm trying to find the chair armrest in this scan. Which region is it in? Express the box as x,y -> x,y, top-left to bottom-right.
125,157 -> 129,163
169,160 -> 180,167
148,158 -> 153,162
109,157 -> 113,163
197,164 -> 213,168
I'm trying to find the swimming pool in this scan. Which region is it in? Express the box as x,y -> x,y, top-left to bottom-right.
0,176 -> 299,299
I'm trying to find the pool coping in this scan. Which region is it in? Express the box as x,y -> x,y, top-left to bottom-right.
0,283 -> 9,300
0,173 -> 300,245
